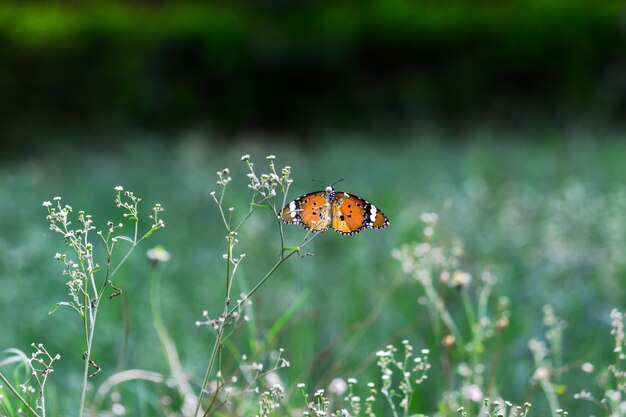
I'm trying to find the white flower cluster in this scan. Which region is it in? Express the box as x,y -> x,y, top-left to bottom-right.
608,309 -> 626,408
241,155 -> 292,199
391,232 -> 464,288
44,198 -> 99,308
216,168 -> 231,187
43,187 -> 164,317
375,341 -> 431,414
257,384 -> 284,417
20,343 -> 61,412
611,309 -> 625,357
115,186 -> 165,230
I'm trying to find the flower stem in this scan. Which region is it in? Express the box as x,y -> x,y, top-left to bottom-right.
0,371 -> 41,417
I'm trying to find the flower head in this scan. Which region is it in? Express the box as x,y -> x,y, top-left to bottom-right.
147,246 -> 171,265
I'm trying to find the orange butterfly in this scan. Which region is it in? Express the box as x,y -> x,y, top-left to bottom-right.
280,186 -> 389,235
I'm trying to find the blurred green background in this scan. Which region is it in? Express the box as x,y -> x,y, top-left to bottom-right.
2,0 -> 626,143
1,1 -> 626,415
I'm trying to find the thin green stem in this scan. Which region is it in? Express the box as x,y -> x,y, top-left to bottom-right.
423,281 -> 465,347
195,169 -> 300,415
383,390 -> 400,417
82,290 -> 89,348
460,288 -> 481,391
478,282 -> 492,327
234,208 -> 257,233
196,325 -> 226,416
195,254 -> 292,415
85,260 -> 99,304
225,235 -> 232,303
0,371 -> 41,417
133,214 -> 139,243
79,300 -> 100,417
401,358 -> 411,417
82,228 -> 98,302
108,243 -> 136,279
79,234 -> 149,416
219,215 -> 235,408
195,234 -> 316,415
47,191 -> 161,417
150,268 -> 166,350
539,377 -> 560,417
214,189 -> 229,229
275,185 -> 291,257
460,289 -> 477,334
105,228 -> 154,285
228,252 -> 295,318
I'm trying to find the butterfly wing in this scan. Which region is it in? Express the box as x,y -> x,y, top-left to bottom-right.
280,191 -> 331,231
331,192 -> 390,235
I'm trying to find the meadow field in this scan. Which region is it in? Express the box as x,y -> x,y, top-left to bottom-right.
2,131 -> 626,416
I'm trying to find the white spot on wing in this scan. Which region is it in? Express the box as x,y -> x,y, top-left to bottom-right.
289,201 -> 297,218
369,205 -> 378,223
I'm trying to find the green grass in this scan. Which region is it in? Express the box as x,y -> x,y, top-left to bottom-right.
1,131 -> 626,415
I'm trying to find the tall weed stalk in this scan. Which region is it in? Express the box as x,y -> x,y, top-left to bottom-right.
42,187 -> 164,416
194,155 -> 318,415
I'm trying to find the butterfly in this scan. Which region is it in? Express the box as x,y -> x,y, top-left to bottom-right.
280,186 -> 389,235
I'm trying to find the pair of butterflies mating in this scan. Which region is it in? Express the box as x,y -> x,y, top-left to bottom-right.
280,185 -> 389,235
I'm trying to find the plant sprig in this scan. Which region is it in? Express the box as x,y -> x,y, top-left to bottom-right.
195,155 -> 320,415
42,187 -> 164,417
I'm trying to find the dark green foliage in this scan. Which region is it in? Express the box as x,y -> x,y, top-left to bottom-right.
0,0 -> 625,145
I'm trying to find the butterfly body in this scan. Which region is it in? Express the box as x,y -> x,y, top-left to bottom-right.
281,186 -> 389,235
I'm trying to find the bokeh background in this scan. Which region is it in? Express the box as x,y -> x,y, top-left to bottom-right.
2,1 -> 626,415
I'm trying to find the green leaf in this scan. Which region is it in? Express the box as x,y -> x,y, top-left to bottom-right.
115,235 -> 134,244
252,203 -> 271,209
282,246 -> 301,252
0,384 -> 16,416
49,302 -> 72,315
49,302 -> 81,316
143,227 -> 157,239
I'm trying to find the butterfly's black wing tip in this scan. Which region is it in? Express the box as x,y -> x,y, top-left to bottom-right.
371,220 -> 390,229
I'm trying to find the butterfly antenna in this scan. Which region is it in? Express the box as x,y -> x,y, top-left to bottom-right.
312,179 -> 326,186
332,179 -> 344,187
